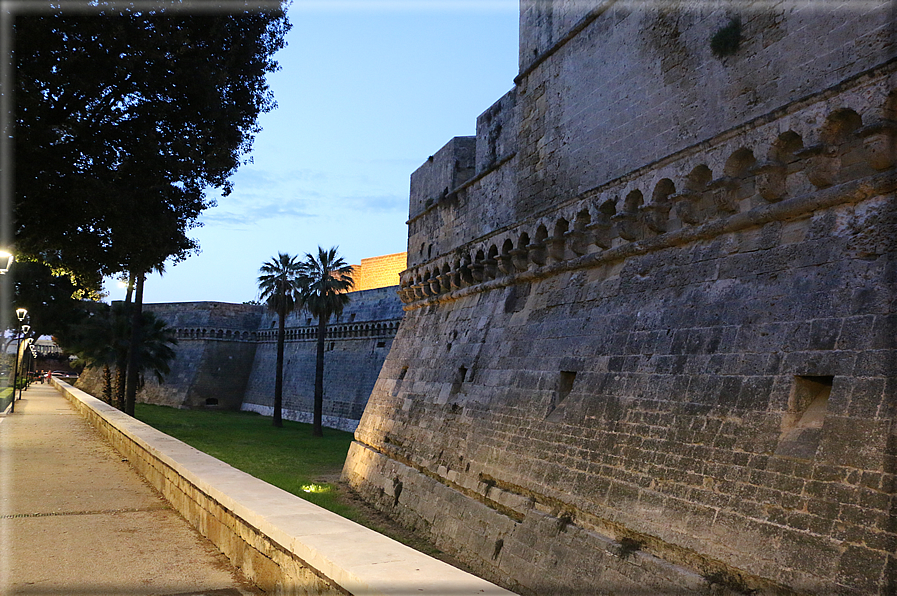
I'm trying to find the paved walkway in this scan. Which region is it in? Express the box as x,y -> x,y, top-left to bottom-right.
0,383 -> 263,596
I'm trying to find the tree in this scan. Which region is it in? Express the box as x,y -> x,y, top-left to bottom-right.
58,303 -> 177,409
15,6 -> 291,416
11,260 -> 87,341
298,247 -> 354,437
258,253 -> 303,428
14,8 -> 291,286
58,301 -> 123,404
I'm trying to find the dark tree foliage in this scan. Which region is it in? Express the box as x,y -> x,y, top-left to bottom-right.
15,6 -> 291,283
12,260 -> 88,340
58,301 -> 177,409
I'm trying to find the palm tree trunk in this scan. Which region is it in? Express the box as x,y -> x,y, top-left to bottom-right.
124,272 -> 145,417
273,307 -> 285,428
313,315 -> 326,437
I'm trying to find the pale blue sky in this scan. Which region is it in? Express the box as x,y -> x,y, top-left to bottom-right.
122,3 -> 520,304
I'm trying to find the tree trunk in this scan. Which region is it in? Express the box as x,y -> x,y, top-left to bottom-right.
313,315 -> 326,437
273,307 -> 285,428
114,273 -> 135,410
102,365 -> 113,404
124,272 -> 145,417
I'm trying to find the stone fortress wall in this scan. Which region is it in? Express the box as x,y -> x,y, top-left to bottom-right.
77,256 -> 406,431
240,285 -> 405,431
342,2 -> 897,595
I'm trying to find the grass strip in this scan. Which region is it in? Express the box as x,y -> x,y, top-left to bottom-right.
135,403 -> 453,561
135,404 -> 361,519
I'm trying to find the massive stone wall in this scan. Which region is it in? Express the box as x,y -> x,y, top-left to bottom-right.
343,2 -> 897,594
142,302 -> 266,409
77,302 -> 266,410
242,286 -> 405,431
77,288 -> 404,431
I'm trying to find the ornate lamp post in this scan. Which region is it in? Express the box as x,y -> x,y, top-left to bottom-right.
18,326 -> 31,400
10,308 -> 27,413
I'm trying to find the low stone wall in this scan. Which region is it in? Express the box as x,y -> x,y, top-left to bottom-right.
51,378 -> 514,596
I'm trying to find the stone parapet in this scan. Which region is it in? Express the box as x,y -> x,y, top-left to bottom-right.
53,378 -> 515,596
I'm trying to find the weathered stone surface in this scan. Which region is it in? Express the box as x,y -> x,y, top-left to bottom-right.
77,287 -> 404,431
345,2 -> 897,594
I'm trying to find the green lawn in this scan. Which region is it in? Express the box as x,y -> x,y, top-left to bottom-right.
135,403 -> 456,562
135,404 -> 361,519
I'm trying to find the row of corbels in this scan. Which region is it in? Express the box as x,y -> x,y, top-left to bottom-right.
399,107 -> 896,304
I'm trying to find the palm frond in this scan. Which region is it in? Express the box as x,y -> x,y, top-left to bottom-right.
258,252 -> 304,316
298,246 -> 355,321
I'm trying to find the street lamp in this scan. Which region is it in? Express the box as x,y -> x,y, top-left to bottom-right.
17,335 -> 32,402
0,251 -> 13,274
10,309 -> 27,413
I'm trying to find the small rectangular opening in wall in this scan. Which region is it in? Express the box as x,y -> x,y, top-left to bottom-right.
393,366 -> 409,397
775,375 -> 833,460
559,371 -> 577,401
451,366 -> 467,395
376,340 -> 386,348
547,371 -> 577,419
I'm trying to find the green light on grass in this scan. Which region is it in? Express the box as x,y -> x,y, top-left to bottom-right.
301,483 -> 331,494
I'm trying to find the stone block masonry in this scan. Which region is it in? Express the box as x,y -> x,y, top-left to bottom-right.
344,1 -> 897,594
242,286 -> 404,432
353,252 -> 407,292
76,285 -> 405,432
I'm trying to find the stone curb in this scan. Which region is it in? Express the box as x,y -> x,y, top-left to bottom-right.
51,378 -> 516,596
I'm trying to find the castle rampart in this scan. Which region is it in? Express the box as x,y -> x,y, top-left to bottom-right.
242,286 -> 405,431
344,2 -> 897,594
76,284 -> 405,431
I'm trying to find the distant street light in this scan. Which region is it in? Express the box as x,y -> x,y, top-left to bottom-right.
16,308 -> 27,322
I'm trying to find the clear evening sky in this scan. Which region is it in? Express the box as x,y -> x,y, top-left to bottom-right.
118,2 -> 519,305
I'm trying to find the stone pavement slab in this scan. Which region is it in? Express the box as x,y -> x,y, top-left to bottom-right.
0,383 -> 263,596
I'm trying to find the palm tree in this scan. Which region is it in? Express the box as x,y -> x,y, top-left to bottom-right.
258,253 -> 303,427
298,246 -> 354,437
63,302 -> 120,404
59,303 -> 176,408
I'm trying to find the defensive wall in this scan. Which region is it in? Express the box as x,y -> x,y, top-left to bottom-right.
343,2 -> 897,595
77,257 -> 406,431
241,286 -> 405,431
353,252 -> 407,292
